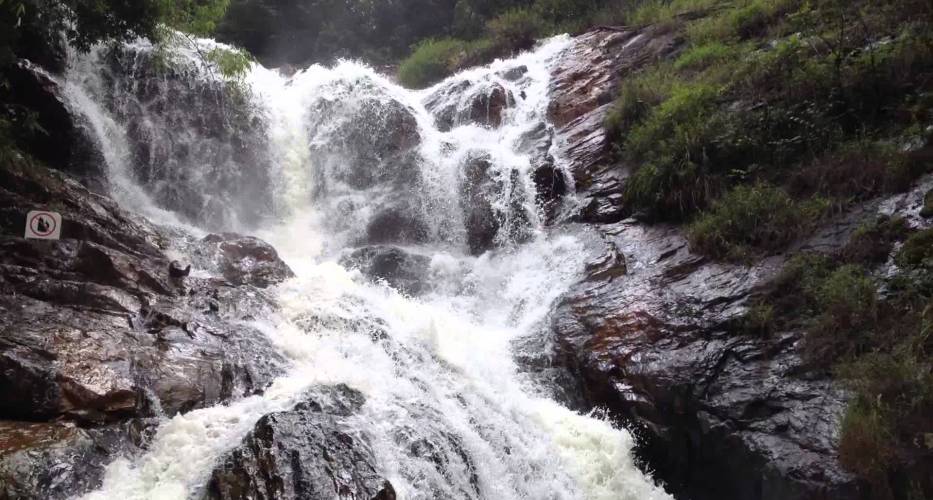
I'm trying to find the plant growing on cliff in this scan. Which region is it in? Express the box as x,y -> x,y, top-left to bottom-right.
687,184 -> 827,261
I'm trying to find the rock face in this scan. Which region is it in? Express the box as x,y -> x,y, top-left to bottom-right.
95,44 -> 276,230
302,77 -> 432,249
0,420 -> 154,500
547,27 -> 680,224
340,246 -> 432,296
2,60 -> 107,193
195,233 -> 295,288
539,28 -> 933,500
0,159 -> 287,497
206,385 -> 396,500
424,79 -> 514,131
551,218 -> 858,500
458,151 -> 532,255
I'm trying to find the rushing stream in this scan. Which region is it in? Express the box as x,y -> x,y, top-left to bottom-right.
60,34 -> 671,500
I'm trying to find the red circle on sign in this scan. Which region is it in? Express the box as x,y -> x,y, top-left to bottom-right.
29,212 -> 57,237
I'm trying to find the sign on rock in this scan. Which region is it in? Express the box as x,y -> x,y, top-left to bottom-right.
25,210 -> 62,240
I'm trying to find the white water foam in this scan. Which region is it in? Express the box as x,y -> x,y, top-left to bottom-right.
70,35 -> 672,500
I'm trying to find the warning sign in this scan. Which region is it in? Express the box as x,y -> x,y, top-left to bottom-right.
25,210 -> 62,240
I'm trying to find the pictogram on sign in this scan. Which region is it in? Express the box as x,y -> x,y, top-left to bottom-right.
25,210 -> 62,240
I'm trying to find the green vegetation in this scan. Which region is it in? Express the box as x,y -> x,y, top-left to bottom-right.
687,184 -> 826,261
840,216 -> 910,266
738,221 -> 933,495
395,0 -> 640,88
398,38 -> 494,89
0,0 -> 245,165
602,0 -> 931,260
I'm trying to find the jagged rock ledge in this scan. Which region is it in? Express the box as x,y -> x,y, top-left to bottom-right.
0,159 -> 292,498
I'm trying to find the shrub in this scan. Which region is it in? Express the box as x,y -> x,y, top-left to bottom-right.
534,0 -> 600,27
787,142 -> 915,203
685,0 -> 800,43
487,8 -> 546,54
838,399 -> 896,480
805,264 -> 878,362
628,0 -> 719,27
622,82 -> 724,216
921,189 -> 933,218
837,347 -> 933,492
895,228 -> 933,269
605,65 -> 678,135
841,216 -> 910,265
741,303 -> 775,336
688,184 -> 826,260
398,38 -> 469,89
673,41 -> 735,71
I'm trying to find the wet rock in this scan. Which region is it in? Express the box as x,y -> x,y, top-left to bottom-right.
364,202 -> 431,246
0,161 -> 284,424
307,83 -> 422,192
206,385 -> 396,500
424,80 -> 514,131
551,216 -> 860,500
920,188 -> 933,218
458,152 -> 533,255
2,60 -> 108,193
465,83 -> 513,129
341,246 -> 432,296
0,420 -> 152,500
531,163 -> 568,222
100,44 -> 275,229
547,27 -> 681,224
549,175 -> 931,500
499,65 -> 528,81
196,233 -> 294,288
169,260 -> 192,278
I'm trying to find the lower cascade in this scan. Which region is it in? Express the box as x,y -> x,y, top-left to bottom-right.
41,33 -> 673,500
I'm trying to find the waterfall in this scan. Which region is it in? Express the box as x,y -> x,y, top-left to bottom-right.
64,34 -> 672,500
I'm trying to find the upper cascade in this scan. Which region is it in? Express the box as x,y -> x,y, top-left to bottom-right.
65,34 -> 575,257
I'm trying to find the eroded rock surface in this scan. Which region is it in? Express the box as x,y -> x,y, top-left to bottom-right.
195,233 -> 294,288
538,28 -> 933,500
0,160 -> 286,497
206,385 -> 396,500
551,169 -> 932,500
97,44 -> 276,230
547,27 -> 681,224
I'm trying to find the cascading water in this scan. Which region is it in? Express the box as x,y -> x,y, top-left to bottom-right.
64,33 -> 672,500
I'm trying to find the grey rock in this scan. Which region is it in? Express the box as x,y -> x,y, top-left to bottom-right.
341,246 -> 432,296
196,233 -> 294,288
206,385 -> 396,500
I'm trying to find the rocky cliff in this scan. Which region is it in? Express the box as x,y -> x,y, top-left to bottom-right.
544,26 -> 933,500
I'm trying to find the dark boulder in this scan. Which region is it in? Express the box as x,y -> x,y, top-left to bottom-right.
364,202 -> 432,246
424,80 -> 514,132
458,152 -> 532,255
307,86 -> 422,192
548,176 -> 933,500
531,163 -> 568,223
0,420 -> 154,500
196,233 -> 294,288
498,65 -> 528,82
341,246 -> 432,296
551,216 -> 860,500
206,385 -> 396,500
